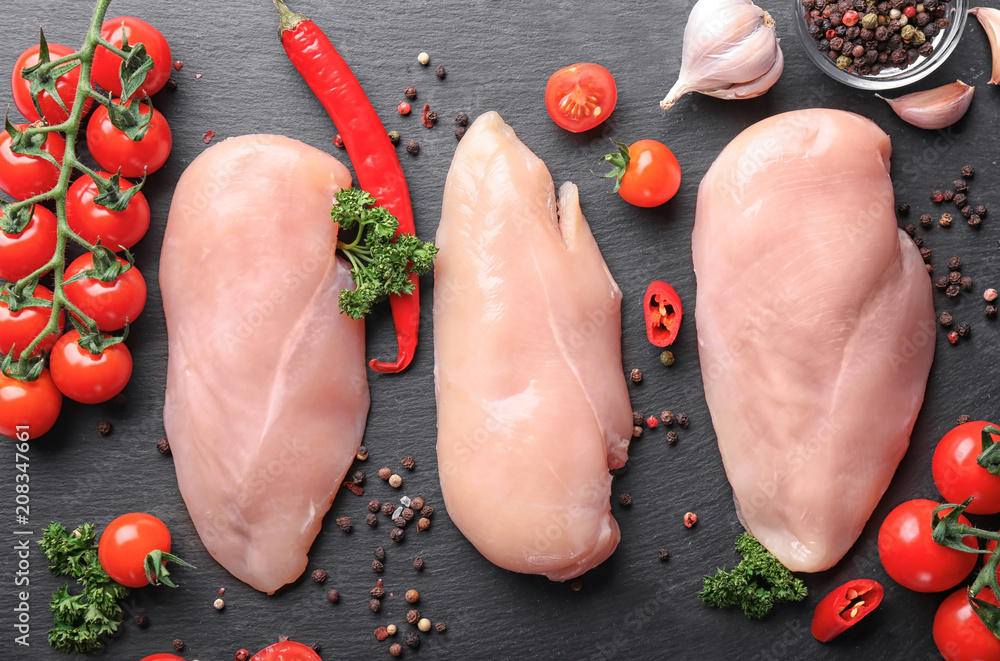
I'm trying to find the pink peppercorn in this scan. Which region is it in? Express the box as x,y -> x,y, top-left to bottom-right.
646,416 -> 659,429
397,101 -> 411,115
903,6 -> 915,18
842,10 -> 859,26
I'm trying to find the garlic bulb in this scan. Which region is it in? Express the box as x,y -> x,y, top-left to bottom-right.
876,80 -> 975,130
660,0 -> 783,110
970,7 -> 1000,84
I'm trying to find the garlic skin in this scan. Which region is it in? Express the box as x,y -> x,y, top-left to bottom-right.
660,0 -> 783,110
970,7 -> 1000,84
876,80 -> 975,130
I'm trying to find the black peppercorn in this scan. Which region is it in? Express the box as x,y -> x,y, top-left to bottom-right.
939,312 -> 953,327
957,322 -> 971,337
410,497 -> 425,510
413,556 -> 425,571
948,256 -> 961,270
954,193 -> 968,208
455,111 -> 469,126
935,276 -> 949,289
371,582 -> 385,598
156,438 -> 171,455
406,609 -> 420,624
173,639 -> 185,652
913,236 -> 923,247
923,23 -> 939,38
327,589 -> 340,603
658,548 -> 670,561
435,65 -> 446,79
830,36 -> 845,50
336,517 -> 352,533
404,86 -> 417,99
920,248 -> 932,262
134,613 -> 149,629
970,215 -> 982,228
382,502 -> 395,516
962,165 -> 975,178
618,493 -> 632,507
366,512 -> 378,527
943,190 -> 955,202
405,139 -> 419,154
961,276 -> 974,291
632,411 -> 643,426
957,415 -> 972,426
395,517 -> 407,529
976,205 -> 987,217
935,17 -> 949,29
987,305 -> 997,319
375,546 -> 386,561
390,643 -> 402,657
406,633 -> 420,649
630,368 -> 642,383
401,507 -> 415,521
677,412 -> 690,428
368,499 -> 381,513
946,284 -> 961,298
353,470 -> 365,485
165,77 -> 178,92
401,456 -> 415,470
661,410 -> 675,426
436,622 -> 447,632
455,126 -> 467,140
948,271 -> 962,285
420,505 -> 434,518
897,202 -> 909,215
356,445 -> 368,460
311,569 -> 327,583
97,420 -> 112,435
917,42 -> 934,57
390,527 -> 405,542
369,598 -> 381,613
961,205 -> 974,219
903,224 -> 916,236
953,180 -> 969,193
666,431 -> 679,445
920,213 -> 933,227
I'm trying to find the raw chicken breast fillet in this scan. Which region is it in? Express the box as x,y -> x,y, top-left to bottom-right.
693,109 -> 934,573
435,112 -> 632,581
161,134 -> 368,593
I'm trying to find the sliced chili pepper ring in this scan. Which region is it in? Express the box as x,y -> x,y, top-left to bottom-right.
643,280 -> 683,347
811,579 -> 884,643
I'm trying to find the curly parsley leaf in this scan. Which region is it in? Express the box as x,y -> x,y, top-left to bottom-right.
699,533 -> 807,619
332,188 -> 438,320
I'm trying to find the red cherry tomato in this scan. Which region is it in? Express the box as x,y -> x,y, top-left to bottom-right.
878,499 -> 978,592
934,588 -> 1000,661
140,656 -> 186,661
86,100 -> 172,178
49,330 -> 132,404
92,17 -> 172,97
63,253 -> 146,331
0,368 -> 61,439
616,140 -> 682,207
0,125 -> 65,200
0,283 -> 64,357
0,204 -> 57,281
250,641 -> 323,661
66,172 -> 150,250
544,63 -> 617,133
11,42 -> 93,125
98,513 -> 172,588
934,421 -> 1000,515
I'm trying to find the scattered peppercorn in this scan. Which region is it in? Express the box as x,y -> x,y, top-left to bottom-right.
986,289 -> 999,302
401,507 -> 414,521
661,410 -> 675,426
987,305 -> 997,319
417,517 -> 431,531
373,559 -> 384,573
946,284 -> 960,298
382,502 -> 395,516
411,497 -> 425,511
173,639 -> 185,652
420,505 -> 434,518
912,236 -> 923,248
666,431 -> 679,445
435,65 -> 446,79
401,456 -> 416,471
948,331 -> 959,344
931,190 -> 944,202
658,548 -> 670,561
369,499 -> 382,513
406,633 -> 421,649
962,206 -> 975,219
156,437 -> 171,455
369,598 -> 381,613
920,213 -> 933,227
390,527 -> 405,543
357,446 -> 369,461
371,579 -> 385,598
954,193 -> 968,208
336,517 -> 352,533
940,213 -> 953,227
630,368 -> 642,383
390,643 -> 402,657
619,493 -> 633,507
375,626 -> 390,642
455,126 -> 466,140
389,474 -> 403,488
133,613 -> 149,629
684,512 -> 698,528
387,624 -> 397,635
413,557 -> 425,571
455,112 -> 469,126
406,609 -> 420,624
957,322 -> 971,337
378,467 -> 392,481
962,165 -> 975,178
903,224 -> 916,237
896,202 -> 909,215
417,52 -> 430,65
311,569 -> 327,583
235,650 -> 250,661
677,412 -> 690,428
327,589 -> 340,603
961,276 -> 974,291
954,179 -> 969,193
353,470 -> 365,485
948,256 -> 961,270
934,276 -> 948,290
948,271 -> 962,285
397,101 -> 411,115
388,130 -> 400,145
969,215 -> 982,228
660,350 -> 675,366
921,248 -> 932,262
418,617 -> 432,632
395,517 -> 407,529
943,189 -> 955,202
404,86 -> 417,99
214,598 -> 225,610
333,134 -> 344,148
374,546 -> 386,562
406,589 -> 420,604
646,416 -> 659,429
957,414 -> 971,425
436,622 -> 447,632
164,77 -> 177,92
939,312 -> 953,327
97,420 -> 112,435
633,411 -> 643,426
977,205 -> 988,217
405,139 -> 419,155
632,426 -> 642,439
420,104 -> 438,128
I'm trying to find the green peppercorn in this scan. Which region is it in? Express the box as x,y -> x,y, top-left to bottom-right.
387,130 -> 400,145
659,350 -> 675,367
911,29 -> 926,46
901,24 -> 916,41
836,55 -> 852,69
861,12 -> 879,29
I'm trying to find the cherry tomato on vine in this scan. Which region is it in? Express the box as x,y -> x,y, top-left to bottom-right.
11,42 -> 93,125
66,172 -> 150,250
250,641 -> 324,661
98,513 -> 172,588
544,63 -> 617,133
0,283 -> 64,357
92,17 -> 172,97
63,253 -> 146,331
0,125 -> 65,201
0,204 -> 57,281
934,421 -> 1000,515
934,588 -> 1000,661
140,656 -> 186,661
86,100 -> 172,178
49,330 -> 132,405
600,139 -> 681,208
0,368 -> 62,439
878,499 -> 978,593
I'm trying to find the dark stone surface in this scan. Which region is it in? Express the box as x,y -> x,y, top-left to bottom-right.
0,0 -> 997,659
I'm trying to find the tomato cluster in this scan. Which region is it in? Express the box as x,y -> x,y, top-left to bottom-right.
1,16 -> 171,440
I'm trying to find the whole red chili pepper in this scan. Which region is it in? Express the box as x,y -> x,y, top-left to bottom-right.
811,579 -> 884,642
643,281 -> 683,347
274,0 -> 419,373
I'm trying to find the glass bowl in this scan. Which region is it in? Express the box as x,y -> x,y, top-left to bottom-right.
792,0 -> 969,90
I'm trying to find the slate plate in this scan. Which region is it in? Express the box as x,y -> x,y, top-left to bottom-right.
1,0 -> 998,659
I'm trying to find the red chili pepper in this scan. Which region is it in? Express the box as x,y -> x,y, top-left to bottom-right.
643,281 -> 683,347
250,640 -> 322,661
274,0 -> 420,373
811,579 -> 884,643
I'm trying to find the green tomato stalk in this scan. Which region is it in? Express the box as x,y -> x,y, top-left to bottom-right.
1,0 -> 153,381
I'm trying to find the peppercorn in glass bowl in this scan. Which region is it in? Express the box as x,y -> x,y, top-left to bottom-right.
794,0 -> 969,90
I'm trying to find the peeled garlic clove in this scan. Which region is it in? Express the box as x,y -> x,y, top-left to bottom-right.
970,7 -> 1000,84
660,0 -> 782,110
876,80 -> 975,130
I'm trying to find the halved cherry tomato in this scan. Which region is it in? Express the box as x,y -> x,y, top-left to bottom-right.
0,204 -> 57,281
601,139 -> 681,208
92,17 -> 172,97
0,283 -> 64,357
0,125 -> 65,201
878,499 -> 978,592
140,656 -> 186,661
934,421 -> 1000,515
63,253 -> 146,331
98,513 -> 171,588
250,641 -> 323,661
544,63 -> 617,133
49,329 -> 132,404
644,281 -> 683,347
811,579 -> 884,642
86,100 -> 172,178
11,42 -> 93,125
0,368 -> 62,439
934,588 -> 1000,661
66,172 -> 150,250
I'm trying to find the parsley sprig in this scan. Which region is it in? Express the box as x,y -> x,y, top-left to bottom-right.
39,522 -> 129,654
332,188 -> 437,319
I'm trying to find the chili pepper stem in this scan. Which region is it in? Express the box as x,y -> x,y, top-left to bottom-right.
272,0 -> 308,35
